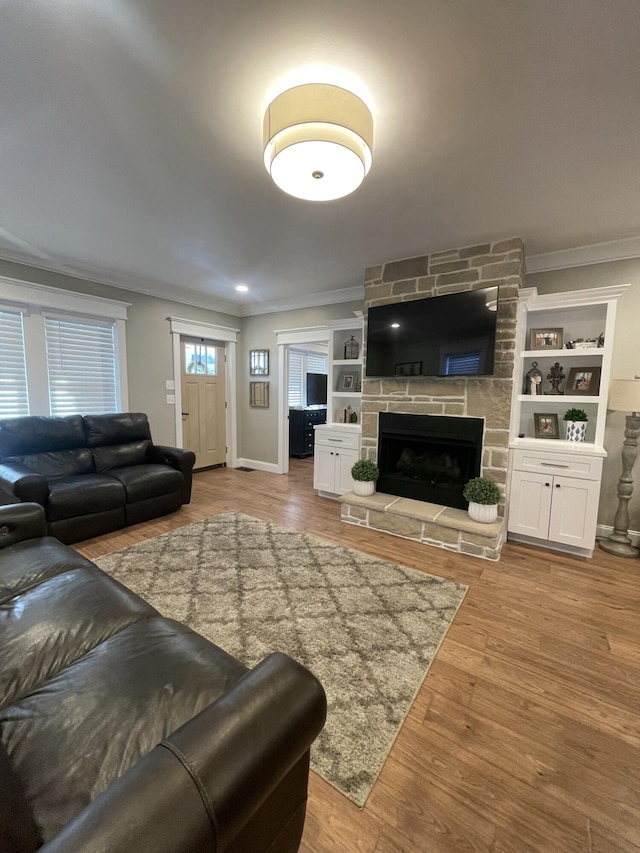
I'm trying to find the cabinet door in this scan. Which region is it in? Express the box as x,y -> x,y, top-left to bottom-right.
314,445 -> 337,492
335,448 -> 358,495
548,474 -> 600,550
508,470 -> 553,539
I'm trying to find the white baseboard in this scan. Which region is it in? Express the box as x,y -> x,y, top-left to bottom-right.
235,458 -> 282,474
596,524 -> 640,547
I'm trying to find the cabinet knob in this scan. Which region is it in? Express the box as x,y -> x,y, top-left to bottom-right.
555,483 -> 561,488
545,482 -> 550,487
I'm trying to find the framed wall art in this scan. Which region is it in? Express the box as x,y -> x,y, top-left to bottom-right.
249,349 -> 270,376
534,413 -> 560,439
249,381 -> 269,408
530,328 -> 563,351
566,366 -> 601,396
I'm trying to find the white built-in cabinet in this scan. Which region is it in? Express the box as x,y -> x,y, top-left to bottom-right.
313,317 -> 363,497
507,284 -> 628,556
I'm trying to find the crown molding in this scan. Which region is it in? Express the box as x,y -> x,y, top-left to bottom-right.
526,236 -> 640,273
239,285 -> 364,317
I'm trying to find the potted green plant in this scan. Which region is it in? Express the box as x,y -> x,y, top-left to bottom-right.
563,407 -> 588,442
350,458 -> 380,497
462,476 -> 501,524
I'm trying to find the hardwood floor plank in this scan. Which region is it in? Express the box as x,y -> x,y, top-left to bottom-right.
74,462 -> 640,852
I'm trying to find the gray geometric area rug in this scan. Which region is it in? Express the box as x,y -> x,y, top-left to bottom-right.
96,512 -> 468,806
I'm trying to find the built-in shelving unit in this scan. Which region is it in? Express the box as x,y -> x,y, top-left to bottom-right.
507,284 -> 629,556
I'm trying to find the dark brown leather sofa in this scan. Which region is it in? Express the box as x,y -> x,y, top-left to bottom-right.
0,503 -> 326,852
0,413 -> 195,544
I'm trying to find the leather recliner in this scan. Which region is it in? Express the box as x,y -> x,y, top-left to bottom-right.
0,412 -> 195,543
0,503 -> 327,852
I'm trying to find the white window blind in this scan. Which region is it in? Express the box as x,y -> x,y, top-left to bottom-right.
44,315 -> 118,416
307,353 -> 328,375
0,310 -> 29,419
288,350 -> 304,407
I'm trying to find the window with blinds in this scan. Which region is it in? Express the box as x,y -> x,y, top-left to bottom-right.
288,349 -> 327,407
0,310 -> 29,419
44,316 -> 118,416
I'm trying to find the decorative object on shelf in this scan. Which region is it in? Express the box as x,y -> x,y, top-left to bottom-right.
249,349 -> 270,376
335,408 -> 345,423
263,83 -> 373,202
350,458 -> 380,497
462,477 -> 501,524
349,409 -> 358,423
249,381 -> 269,408
534,413 -> 560,439
530,327 -> 563,350
545,362 -> 565,395
524,361 -> 543,395
563,408 -> 588,442
599,378 -> 640,558
394,361 -> 422,376
343,336 -> 360,360
565,333 -> 605,349
341,373 -> 355,390
566,366 -> 601,396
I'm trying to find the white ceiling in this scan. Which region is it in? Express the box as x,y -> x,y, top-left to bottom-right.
1,0 -> 639,315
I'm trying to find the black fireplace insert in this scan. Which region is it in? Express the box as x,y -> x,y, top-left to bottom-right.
377,413 -> 483,509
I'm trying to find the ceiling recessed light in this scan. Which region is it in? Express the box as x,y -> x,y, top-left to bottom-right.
391,322 -> 400,329
235,284 -> 249,293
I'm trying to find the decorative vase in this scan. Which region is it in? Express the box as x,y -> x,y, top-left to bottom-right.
352,480 -> 375,497
565,420 -> 587,442
468,502 -> 498,524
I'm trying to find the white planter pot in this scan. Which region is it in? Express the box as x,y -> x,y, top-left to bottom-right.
352,480 -> 375,497
468,501 -> 498,524
565,420 -> 587,442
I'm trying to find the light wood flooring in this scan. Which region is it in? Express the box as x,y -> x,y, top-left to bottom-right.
77,460 -> 640,853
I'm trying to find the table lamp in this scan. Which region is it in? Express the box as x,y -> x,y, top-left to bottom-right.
599,378 -> 640,558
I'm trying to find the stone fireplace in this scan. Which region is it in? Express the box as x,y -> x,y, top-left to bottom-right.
340,238 -> 525,560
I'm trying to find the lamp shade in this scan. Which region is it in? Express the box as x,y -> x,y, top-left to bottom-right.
263,83 -> 373,201
608,379 -> 640,413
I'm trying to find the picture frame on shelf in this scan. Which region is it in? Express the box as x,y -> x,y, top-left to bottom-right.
566,366 -> 601,396
534,413 -> 560,439
249,349 -> 269,376
530,328 -> 563,350
341,373 -> 355,390
249,381 -> 269,408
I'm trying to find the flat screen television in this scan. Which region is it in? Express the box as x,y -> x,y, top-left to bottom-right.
365,286 -> 498,378
306,372 -> 327,406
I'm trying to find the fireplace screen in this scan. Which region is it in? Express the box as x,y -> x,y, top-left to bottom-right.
377,413 -> 483,509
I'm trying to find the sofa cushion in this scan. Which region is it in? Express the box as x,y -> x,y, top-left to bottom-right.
0,536 -> 95,606
0,566 -> 157,710
47,475 -> 126,522
92,440 -> 151,473
1,618 -> 248,843
105,464 -> 183,502
0,415 -> 85,458
83,413 -> 151,447
5,448 -> 94,479
0,740 -> 40,853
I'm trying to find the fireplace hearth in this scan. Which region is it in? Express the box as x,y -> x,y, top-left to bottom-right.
377,413 -> 483,509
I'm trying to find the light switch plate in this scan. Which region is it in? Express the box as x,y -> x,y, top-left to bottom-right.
166,394 -> 175,405
166,379 -> 175,390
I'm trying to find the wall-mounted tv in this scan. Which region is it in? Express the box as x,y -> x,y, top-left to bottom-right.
365,286 -> 498,378
306,372 -> 327,406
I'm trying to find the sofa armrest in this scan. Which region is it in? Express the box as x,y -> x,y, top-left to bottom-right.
39,652 -> 326,853
149,444 -> 196,503
0,503 -> 47,548
0,463 -> 48,506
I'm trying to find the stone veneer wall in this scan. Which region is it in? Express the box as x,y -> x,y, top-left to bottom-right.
361,238 -> 525,511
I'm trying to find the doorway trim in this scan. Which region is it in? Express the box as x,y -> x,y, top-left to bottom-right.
168,316 -> 240,467
275,325 -> 330,474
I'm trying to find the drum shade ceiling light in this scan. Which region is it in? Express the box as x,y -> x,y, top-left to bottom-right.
263,83 -> 373,201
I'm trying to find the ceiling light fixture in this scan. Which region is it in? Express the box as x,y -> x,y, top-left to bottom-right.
263,83 -> 373,202
235,284 -> 249,292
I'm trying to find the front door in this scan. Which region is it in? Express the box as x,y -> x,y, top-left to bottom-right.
181,339 -> 226,469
